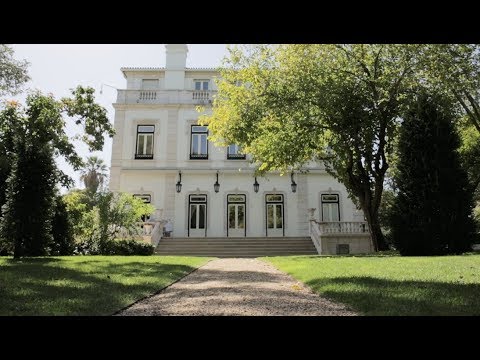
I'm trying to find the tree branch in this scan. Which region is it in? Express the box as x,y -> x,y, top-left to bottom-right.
452,88 -> 480,133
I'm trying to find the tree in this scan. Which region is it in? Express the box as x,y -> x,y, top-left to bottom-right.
64,191 -> 154,254
420,44 -> 480,134
390,92 -> 476,255
201,44 -> 421,251
0,44 -> 29,97
51,194 -> 75,256
0,140 -> 56,257
0,88 -> 115,258
0,44 -> 29,210
458,119 -> 480,200
96,192 -> 154,247
80,156 -> 108,195
420,45 -> 480,200
63,189 -> 93,241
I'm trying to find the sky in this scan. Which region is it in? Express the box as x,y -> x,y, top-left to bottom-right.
9,44 -> 229,190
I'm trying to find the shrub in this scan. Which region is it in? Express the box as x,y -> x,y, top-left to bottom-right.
111,239 -> 154,256
74,239 -> 154,256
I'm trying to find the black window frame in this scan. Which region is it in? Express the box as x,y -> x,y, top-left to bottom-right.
190,125 -> 209,160
188,194 -> 208,237
265,194 -> 285,237
227,194 -> 247,237
321,194 -> 341,221
135,125 -> 155,160
227,144 -> 246,160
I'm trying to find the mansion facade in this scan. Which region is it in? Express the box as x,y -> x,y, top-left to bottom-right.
109,44 -> 372,255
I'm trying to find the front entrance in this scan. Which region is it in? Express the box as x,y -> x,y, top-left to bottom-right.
227,194 -> 246,237
266,194 -> 284,237
188,194 -> 207,237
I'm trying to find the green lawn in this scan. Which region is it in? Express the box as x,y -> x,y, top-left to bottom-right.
263,254 -> 480,316
0,256 -> 211,316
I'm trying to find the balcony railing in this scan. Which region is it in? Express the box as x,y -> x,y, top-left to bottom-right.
317,221 -> 370,234
227,153 -> 247,160
139,90 -> 157,101
190,153 -> 208,160
309,220 -> 371,255
192,90 -> 211,101
135,153 -> 153,160
116,90 -> 216,105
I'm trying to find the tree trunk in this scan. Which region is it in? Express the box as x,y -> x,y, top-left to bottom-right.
13,238 -> 23,259
362,201 -> 388,252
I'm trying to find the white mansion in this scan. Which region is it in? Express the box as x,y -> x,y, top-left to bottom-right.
109,44 -> 372,256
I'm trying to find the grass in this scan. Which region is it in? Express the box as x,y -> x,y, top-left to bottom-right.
0,256 -> 211,316
263,254 -> 480,316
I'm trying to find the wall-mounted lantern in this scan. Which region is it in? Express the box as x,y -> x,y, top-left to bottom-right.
176,171 -> 182,193
214,171 -> 220,193
253,177 -> 259,193
291,172 -> 297,193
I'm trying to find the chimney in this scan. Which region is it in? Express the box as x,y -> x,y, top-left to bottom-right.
165,44 -> 188,89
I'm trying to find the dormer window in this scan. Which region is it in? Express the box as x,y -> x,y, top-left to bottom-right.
194,80 -> 209,91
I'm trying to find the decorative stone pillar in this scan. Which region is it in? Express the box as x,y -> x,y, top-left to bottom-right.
154,208 -> 163,221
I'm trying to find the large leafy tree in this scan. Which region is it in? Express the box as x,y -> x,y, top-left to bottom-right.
390,92 -> 476,255
201,44 -> 421,251
0,88 -> 115,257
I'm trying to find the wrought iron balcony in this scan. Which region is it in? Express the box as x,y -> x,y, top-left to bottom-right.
135,154 -> 154,160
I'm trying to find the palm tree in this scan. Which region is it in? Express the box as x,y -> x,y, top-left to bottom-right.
80,156 -> 108,194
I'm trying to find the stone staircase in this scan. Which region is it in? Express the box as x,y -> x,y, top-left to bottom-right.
155,237 -> 318,257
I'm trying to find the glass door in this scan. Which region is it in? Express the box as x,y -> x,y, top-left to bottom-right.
188,194 -> 207,237
227,195 -> 246,237
266,194 -> 284,237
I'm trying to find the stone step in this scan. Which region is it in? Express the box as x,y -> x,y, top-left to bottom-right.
160,238 -> 312,240
155,236 -> 317,256
156,252 -> 318,258
160,240 -> 312,246
158,242 -> 315,246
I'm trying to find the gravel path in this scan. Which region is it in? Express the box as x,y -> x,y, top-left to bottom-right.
116,258 -> 358,316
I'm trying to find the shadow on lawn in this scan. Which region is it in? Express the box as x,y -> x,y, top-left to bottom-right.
306,276 -> 480,316
0,259 -> 195,316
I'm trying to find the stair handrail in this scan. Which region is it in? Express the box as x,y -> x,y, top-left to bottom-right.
309,219 -> 322,254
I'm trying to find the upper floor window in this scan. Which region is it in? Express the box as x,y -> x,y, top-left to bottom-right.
135,125 -> 154,159
194,80 -> 209,91
142,79 -> 158,90
321,194 -> 340,221
190,125 -> 208,159
227,144 -> 246,160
